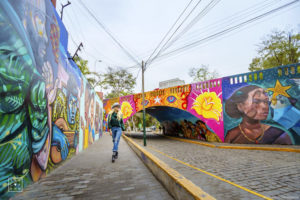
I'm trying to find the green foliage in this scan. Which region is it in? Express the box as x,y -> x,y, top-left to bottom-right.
189,64 -> 219,82
73,56 -> 103,88
130,113 -> 159,129
249,30 -> 300,71
102,67 -> 136,98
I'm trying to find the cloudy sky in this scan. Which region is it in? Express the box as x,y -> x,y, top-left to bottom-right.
55,0 -> 300,94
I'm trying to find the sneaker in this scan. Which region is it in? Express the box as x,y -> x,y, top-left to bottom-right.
115,151 -> 118,159
112,155 -> 115,163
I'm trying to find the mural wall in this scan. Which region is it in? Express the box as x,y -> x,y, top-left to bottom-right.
0,0 -> 103,198
104,65 -> 300,145
223,65 -> 300,145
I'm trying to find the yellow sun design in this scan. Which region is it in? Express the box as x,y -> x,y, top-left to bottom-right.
192,92 -> 222,121
121,101 -> 133,119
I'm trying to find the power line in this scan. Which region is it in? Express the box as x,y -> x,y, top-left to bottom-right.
146,0 -> 203,68
149,0 -> 300,65
145,0 -> 194,65
78,0 -> 140,65
163,0 -> 281,50
162,0 -> 221,51
70,0 -> 128,66
126,0 -> 281,63
63,3 -> 129,67
148,0 -> 220,67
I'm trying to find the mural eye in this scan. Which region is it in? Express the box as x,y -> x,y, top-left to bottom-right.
167,96 -> 177,103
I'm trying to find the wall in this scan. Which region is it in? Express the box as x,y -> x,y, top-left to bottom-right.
104,65 -> 300,145
0,0 -> 103,198
223,65 -> 300,145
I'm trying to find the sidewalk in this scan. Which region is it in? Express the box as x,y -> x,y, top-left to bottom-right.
13,133 -> 173,200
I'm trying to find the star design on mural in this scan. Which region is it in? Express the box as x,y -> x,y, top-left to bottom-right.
154,96 -> 161,104
267,80 -> 291,105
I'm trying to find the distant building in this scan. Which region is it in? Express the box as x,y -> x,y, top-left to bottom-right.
159,78 -> 185,89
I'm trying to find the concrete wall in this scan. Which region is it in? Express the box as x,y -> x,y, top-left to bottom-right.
0,0 -> 103,198
104,65 -> 300,145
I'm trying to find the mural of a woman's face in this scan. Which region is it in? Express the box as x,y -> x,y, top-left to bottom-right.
237,88 -> 269,121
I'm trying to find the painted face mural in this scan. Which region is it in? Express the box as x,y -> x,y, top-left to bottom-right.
0,1 -> 104,198
223,70 -> 300,145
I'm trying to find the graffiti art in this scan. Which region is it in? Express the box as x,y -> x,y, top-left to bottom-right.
104,66 -> 300,145
0,0 -> 103,198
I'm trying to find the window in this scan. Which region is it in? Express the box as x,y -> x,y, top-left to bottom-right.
249,74 -> 253,82
234,77 -> 238,84
259,72 -> 263,80
254,73 -> 257,81
217,80 -> 220,86
285,68 -> 289,76
278,68 -> 282,76
230,78 -> 233,84
291,67 -> 295,74
244,75 -> 247,82
297,65 -> 300,74
239,76 -> 243,83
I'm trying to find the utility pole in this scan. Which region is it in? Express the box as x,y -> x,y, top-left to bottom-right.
142,61 -> 147,146
60,1 -> 71,20
72,42 -> 83,60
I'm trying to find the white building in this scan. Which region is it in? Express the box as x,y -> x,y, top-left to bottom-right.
159,78 -> 185,89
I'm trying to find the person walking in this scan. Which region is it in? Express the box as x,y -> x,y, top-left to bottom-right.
107,103 -> 125,163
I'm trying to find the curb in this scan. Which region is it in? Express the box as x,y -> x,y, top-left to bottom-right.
122,135 -> 215,200
163,135 -> 300,153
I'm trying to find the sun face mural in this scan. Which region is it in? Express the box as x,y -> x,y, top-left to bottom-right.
121,101 -> 133,119
192,91 -> 222,121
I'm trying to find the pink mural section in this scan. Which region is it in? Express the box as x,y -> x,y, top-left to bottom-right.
187,79 -> 224,142
120,95 -> 136,123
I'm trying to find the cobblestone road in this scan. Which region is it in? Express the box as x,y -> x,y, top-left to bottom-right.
13,133 -> 173,200
129,132 -> 300,200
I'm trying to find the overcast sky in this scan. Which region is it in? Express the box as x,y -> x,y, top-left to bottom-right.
56,0 -> 300,94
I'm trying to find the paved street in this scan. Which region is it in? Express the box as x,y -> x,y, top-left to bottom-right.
129,132 -> 300,200
13,133 -> 173,200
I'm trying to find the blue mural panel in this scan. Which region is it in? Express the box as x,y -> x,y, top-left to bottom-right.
222,64 -> 300,144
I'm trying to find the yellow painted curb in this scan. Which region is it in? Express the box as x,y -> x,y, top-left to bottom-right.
164,135 -> 300,153
122,135 -> 215,200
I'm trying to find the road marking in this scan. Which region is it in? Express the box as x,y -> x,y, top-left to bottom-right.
148,145 -> 273,200
122,135 -> 216,200
163,135 -> 300,153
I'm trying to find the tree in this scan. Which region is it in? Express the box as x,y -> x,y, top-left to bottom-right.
249,29 -> 300,71
102,67 -> 136,98
73,56 -> 103,88
188,64 -> 219,82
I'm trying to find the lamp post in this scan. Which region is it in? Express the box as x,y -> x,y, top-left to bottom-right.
142,61 -> 146,146
93,60 -> 102,90
60,1 -> 71,20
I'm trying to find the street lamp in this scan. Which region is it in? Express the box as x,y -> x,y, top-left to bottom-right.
142,61 -> 146,146
93,60 -> 102,90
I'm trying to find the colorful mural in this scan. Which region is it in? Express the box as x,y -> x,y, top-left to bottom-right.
0,0 -> 103,198
104,65 -> 300,145
223,66 -> 300,145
